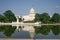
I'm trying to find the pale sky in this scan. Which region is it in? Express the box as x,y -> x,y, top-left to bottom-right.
0,0 -> 60,15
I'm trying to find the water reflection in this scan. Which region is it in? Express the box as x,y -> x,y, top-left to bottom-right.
34,25 -> 51,35
15,25 -> 35,38
51,25 -> 60,35
34,25 -> 60,39
0,25 -> 35,38
0,25 -> 16,37
0,25 -> 60,39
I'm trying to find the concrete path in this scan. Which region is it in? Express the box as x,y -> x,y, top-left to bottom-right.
0,23 -> 60,26
0,39 -> 60,40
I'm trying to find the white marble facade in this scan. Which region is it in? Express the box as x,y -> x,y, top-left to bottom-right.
16,8 -> 35,22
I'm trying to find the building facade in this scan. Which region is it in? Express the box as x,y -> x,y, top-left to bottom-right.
16,8 -> 35,22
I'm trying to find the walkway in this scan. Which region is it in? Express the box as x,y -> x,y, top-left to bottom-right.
0,23 -> 60,26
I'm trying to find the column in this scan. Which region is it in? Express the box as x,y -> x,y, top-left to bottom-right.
17,18 -> 19,23
16,16 -> 19,23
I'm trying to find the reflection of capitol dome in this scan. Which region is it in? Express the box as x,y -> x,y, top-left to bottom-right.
15,25 -> 35,38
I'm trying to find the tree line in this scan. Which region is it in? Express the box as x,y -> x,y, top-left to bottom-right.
0,10 -> 60,23
0,10 -> 16,23
34,13 -> 60,24
34,25 -> 60,35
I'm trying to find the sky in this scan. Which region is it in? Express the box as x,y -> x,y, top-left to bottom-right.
0,0 -> 60,16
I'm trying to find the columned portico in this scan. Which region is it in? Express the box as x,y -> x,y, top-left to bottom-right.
16,16 -> 22,23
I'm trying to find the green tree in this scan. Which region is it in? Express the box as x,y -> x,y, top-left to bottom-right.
34,13 -> 41,22
3,10 -> 16,22
40,13 -> 50,23
34,13 -> 50,23
0,14 -> 8,22
51,13 -> 60,23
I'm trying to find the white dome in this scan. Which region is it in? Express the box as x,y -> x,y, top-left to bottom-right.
30,8 -> 35,14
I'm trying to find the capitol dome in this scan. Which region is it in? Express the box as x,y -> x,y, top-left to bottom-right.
30,8 -> 35,14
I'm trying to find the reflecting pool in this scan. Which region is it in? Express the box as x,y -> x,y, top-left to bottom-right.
0,25 -> 60,39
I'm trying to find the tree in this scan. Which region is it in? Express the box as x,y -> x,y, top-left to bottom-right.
34,13 -> 50,23
51,13 -> 60,23
34,13 -> 41,22
40,13 -> 50,23
3,10 -> 16,22
0,14 -> 8,22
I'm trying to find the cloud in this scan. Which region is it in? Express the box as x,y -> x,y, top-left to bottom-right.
56,6 -> 60,8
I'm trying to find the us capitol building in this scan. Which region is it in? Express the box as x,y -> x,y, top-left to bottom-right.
16,8 -> 35,23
